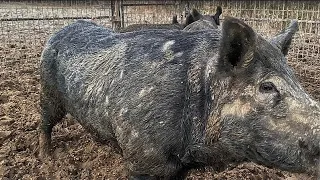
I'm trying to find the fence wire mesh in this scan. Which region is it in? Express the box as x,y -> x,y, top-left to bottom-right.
0,0 -> 111,96
0,0 -> 319,99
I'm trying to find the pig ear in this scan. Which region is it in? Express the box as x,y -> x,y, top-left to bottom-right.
185,14 -> 195,27
270,20 -> 298,56
218,17 -> 256,73
212,6 -> 222,26
191,9 -> 202,20
212,15 -> 220,25
216,6 -> 222,16
185,9 -> 203,27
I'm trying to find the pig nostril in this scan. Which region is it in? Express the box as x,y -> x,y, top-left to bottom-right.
298,137 -> 308,149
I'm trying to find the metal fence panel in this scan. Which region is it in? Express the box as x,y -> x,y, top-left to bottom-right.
0,1 -> 111,86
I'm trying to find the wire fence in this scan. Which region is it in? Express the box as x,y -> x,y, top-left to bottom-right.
1,0 -> 319,99
0,0 -> 111,91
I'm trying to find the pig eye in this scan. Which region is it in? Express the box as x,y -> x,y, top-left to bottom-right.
259,82 -> 277,93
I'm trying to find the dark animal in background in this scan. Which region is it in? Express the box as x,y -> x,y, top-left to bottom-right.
39,17 -> 319,179
183,17 -> 218,32
118,6 -> 222,33
183,7 -> 222,31
185,6 -> 222,28
117,15 -> 182,32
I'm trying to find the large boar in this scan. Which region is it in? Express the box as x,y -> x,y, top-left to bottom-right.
39,17 -> 319,179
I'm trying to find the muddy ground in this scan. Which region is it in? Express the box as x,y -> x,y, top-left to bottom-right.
0,34 -> 319,180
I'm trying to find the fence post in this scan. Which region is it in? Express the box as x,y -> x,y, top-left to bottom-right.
184,1 -> 190,18
120,0 -> 124,28
179,0 -> 185,24
111,0 -> 122,31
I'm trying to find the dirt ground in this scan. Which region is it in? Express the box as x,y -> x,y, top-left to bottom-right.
0,32 -> 319,180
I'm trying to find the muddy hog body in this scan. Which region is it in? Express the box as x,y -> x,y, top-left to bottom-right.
39,18 -> 320,179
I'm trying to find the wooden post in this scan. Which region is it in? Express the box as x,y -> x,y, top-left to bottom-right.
120,0 -> 124,28
184,1 -> 190,18
179,0 -> 184,24
111,0 -> 114,19
111,0 -> 121,31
